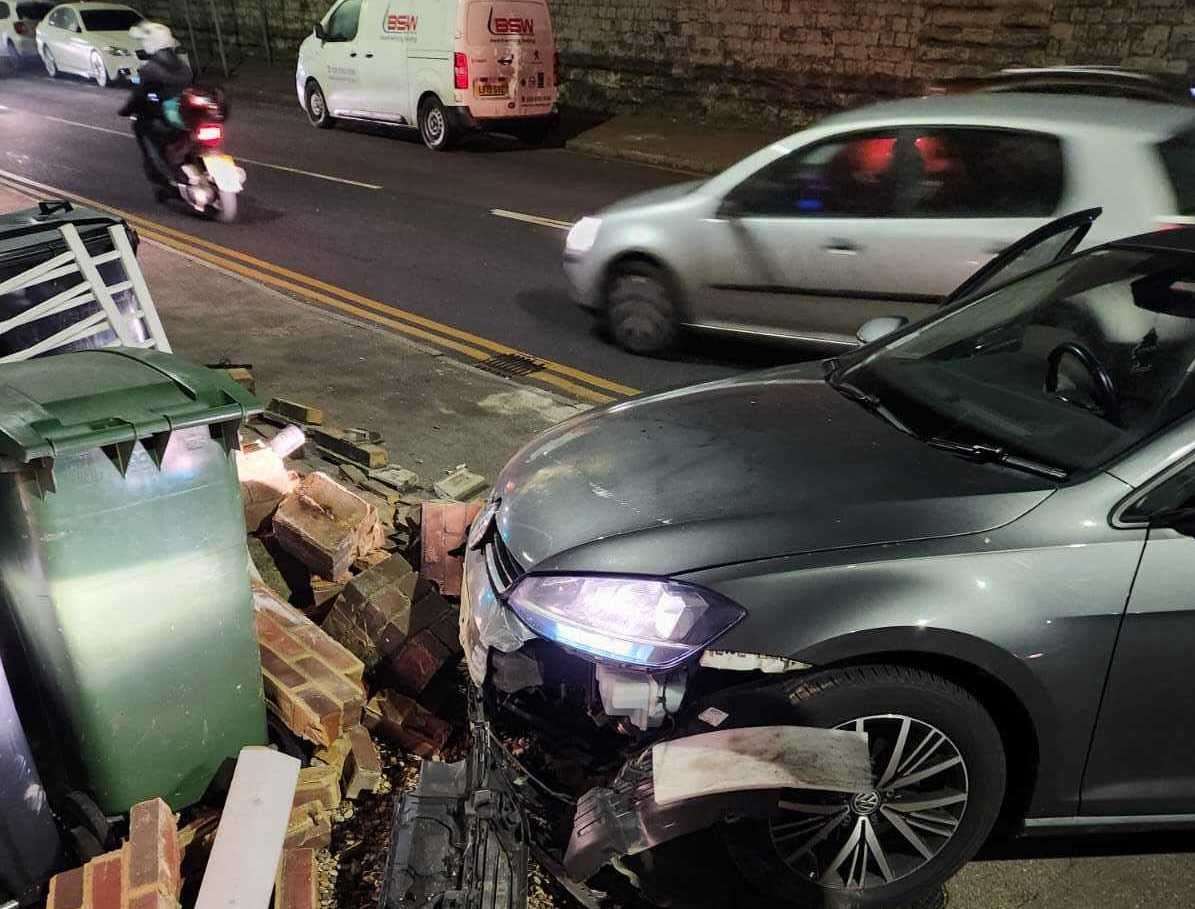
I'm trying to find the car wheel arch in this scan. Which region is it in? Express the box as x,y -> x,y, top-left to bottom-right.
790,627 -> 1055,833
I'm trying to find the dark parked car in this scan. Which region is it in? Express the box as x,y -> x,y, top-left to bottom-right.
390,211 -> 1195,908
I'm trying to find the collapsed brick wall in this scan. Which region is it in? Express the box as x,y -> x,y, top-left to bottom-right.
142,0 -> 1194,124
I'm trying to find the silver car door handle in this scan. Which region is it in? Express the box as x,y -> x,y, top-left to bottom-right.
823,239 -> 859,254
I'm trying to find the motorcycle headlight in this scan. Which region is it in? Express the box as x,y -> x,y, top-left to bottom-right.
565,216 -> 601,255
507,574 -> 745,669
106,46 -> 132,56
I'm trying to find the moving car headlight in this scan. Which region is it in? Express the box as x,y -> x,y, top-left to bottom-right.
106,46 -> 132,56
507,575 -> 745,669
565,217 -> 601,255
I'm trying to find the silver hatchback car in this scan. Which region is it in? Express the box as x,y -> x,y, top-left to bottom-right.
564,94 -> 1195,355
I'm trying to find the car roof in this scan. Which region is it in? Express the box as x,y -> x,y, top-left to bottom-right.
803,93 -> 1195,142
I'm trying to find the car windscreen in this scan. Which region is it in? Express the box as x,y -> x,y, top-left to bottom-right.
16,2 -> 52,19
79,8 -> 142,30
1159,128 -> 1195,216
843,248 -> 1195,472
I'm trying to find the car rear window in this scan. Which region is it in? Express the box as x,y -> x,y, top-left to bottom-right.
1159,128 -> 1195,215
79,8 -> 143,31
17,2 -> 52,18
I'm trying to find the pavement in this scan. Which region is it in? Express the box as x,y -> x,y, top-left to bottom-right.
7,174 -> 1195,909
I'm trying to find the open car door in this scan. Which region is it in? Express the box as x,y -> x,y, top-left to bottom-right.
945,207 -> 1101,306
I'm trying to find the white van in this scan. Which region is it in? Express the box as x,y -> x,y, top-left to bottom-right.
296,0 -> 557,150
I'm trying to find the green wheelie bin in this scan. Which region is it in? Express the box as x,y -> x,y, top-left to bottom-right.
0,347 -> 267,817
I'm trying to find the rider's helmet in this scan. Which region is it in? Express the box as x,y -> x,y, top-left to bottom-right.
129,21 -> 176,57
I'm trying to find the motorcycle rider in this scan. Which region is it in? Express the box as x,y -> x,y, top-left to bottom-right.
119,22 -> 192,197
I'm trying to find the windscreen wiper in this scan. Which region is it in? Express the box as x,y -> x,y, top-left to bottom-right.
926,437 -> 1068,480
830,380 -> 914,437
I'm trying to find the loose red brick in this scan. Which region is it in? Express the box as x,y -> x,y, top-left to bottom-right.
274,472 -> 381,579
284,804 -> 332,850
275,848 -> 318,909
321,556 -> 417,670
85,850 -> 123,909
289,622 -> 365,685
343,726 -> 383,799
47,866 -> 84,909
255,611 -> 307,660
127,798 -> 180,899
297,687 -> 348,746
390,628 -> 453,694
292,764 -> 342,813
420,500 -> 482,597
364,690 -> 451,757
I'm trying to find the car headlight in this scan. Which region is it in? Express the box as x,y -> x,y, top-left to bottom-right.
106,46 -> 132,56
565,216 -> 601,255
507,574 -> 745,669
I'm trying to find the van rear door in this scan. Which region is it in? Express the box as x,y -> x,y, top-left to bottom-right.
461,0 -> 555,120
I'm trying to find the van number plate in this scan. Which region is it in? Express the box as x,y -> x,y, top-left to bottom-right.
476,80 -> 509,98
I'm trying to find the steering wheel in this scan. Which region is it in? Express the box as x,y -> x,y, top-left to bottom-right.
1045,341 -> 1119,423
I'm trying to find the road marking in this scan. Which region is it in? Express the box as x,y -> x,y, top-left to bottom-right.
0,168 -> 639,403
22,111 -> 382,189
491,209 -> 572,231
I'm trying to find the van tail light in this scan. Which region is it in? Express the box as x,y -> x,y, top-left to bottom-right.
14,21 -> 28,35
195,123 -> 223,146
454,52 -> 468,90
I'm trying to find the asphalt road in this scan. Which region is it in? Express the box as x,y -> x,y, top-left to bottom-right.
0,68 -> 793,397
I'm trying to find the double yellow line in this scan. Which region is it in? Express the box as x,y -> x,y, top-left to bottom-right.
0,169 -> 638,404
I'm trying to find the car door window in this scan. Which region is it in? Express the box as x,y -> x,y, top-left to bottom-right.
325,0 -> 362,41
726,131 -> 907,218
902,128 -> 1064,218
60,7 -> 77,30
46,5 -> 61,26
0,4 -> 10,20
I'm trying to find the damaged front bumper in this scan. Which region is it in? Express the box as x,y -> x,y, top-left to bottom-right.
385,546 -> 875,907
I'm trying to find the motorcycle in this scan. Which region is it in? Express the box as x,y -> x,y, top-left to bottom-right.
145,86 -> 245,223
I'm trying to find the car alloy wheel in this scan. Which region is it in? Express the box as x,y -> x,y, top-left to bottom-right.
42,46 -> 57,77
91,52 -> 107,87
769,714 -> 968,890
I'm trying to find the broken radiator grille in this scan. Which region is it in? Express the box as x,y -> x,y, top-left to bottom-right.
485,531 -> 526,594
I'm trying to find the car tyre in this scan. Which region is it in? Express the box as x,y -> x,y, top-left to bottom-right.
305,80 -> 334,129
418,95 -> 456,151
723,664 -> 1006,908
90,51 -> 108,87
606,262 -> 680,355
42,45 -> 58,77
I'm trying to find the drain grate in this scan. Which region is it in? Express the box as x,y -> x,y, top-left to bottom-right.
476,352 -> 547,378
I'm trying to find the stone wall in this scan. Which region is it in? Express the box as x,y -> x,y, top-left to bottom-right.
142,0 -> 1195,125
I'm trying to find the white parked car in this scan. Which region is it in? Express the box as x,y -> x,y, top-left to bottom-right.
297,0 -> 559,149
1,0 -> 51,62
36,2 -> 160,86
563,94 -> 1195,355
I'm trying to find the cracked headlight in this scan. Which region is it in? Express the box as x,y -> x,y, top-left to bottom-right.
106,46 -> 132,56
565,216 -> 601,255
507,575 -> 745,669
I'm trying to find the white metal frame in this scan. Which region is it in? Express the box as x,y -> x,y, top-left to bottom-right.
0,222 -> 171,362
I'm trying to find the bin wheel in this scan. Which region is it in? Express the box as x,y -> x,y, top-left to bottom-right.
61,790 -> 112,850
69,826 -> 105,862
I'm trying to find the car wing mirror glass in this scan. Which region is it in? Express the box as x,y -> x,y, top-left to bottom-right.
1151,506 -> 1195,536
718,194 -> 744,220
856,316 -> 908,346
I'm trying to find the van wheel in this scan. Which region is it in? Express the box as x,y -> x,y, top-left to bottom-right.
606,262 -> 680,356
418,96 -> 456,151
305,81 -> 334,129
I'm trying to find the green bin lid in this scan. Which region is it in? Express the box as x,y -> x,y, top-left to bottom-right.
0,349 -> 262,463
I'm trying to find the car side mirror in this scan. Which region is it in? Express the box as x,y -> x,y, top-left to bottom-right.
313,21 -> 326,40
855,316 -> 908,346
1151,506 -> 1195,537
717,194 -> 744,220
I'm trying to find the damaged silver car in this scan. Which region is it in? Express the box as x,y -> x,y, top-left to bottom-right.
386,210 -> 1195,907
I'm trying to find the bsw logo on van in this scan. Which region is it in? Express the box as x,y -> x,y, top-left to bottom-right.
487,8 -> 534,35
385,13 -> 418,32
